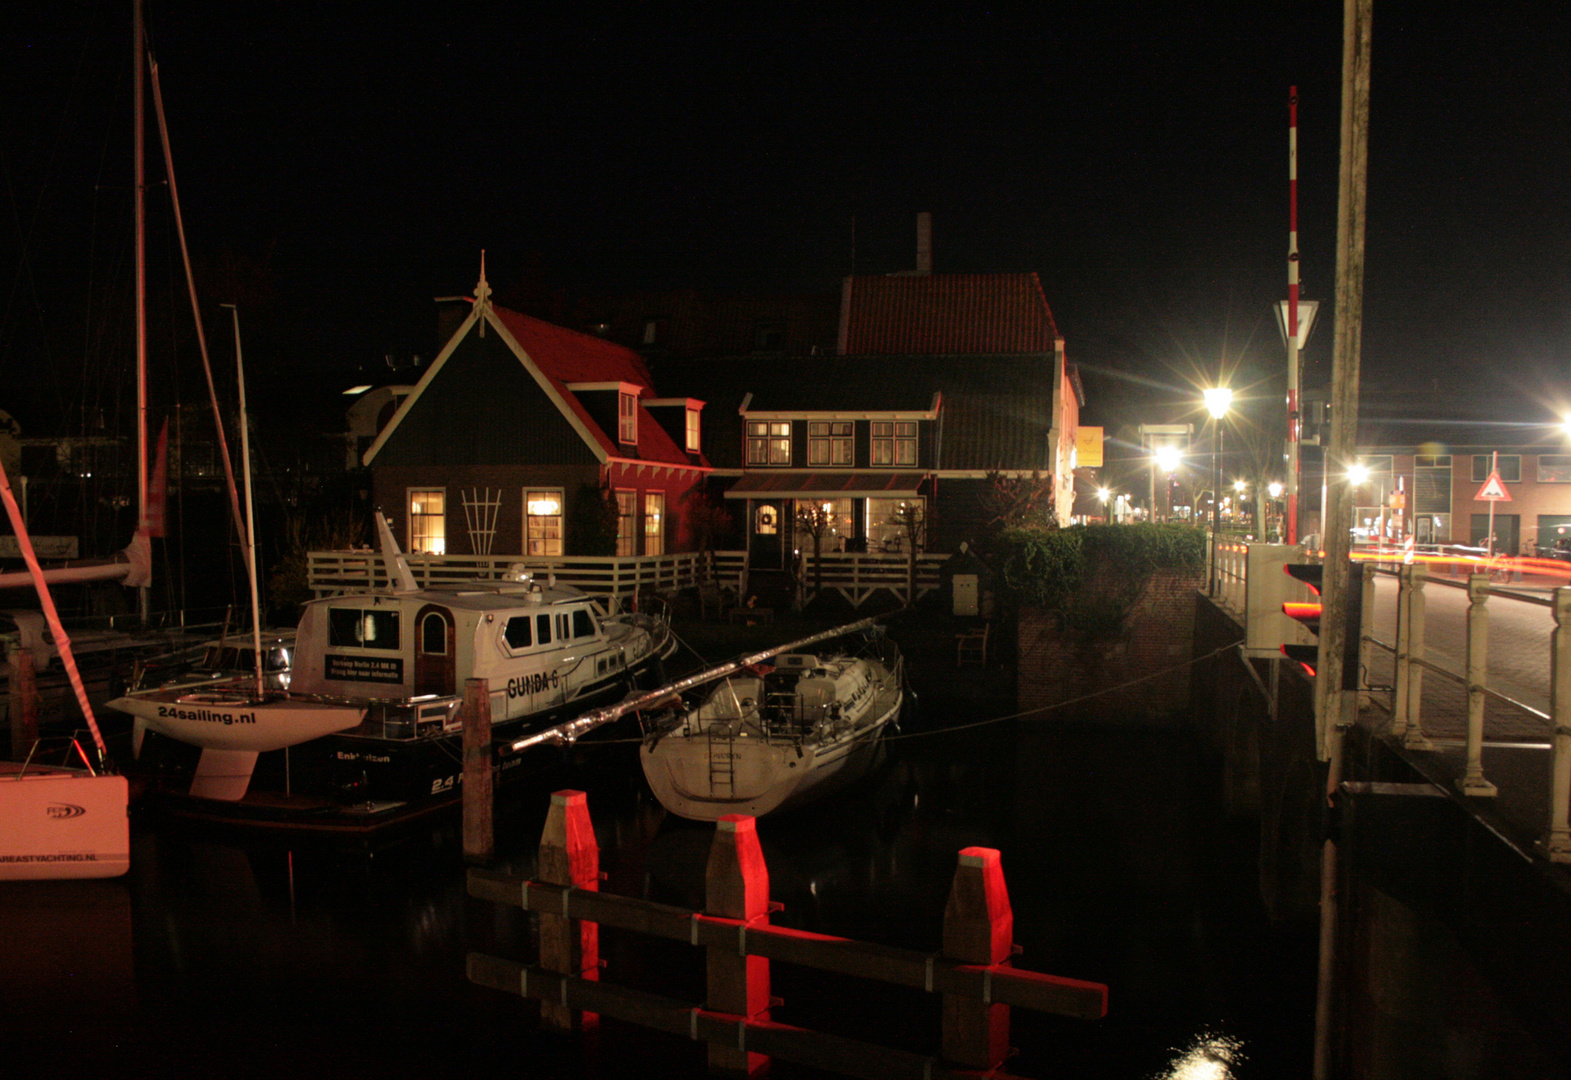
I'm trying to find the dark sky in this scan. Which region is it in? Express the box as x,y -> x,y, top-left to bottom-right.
5,3 -> 1571,444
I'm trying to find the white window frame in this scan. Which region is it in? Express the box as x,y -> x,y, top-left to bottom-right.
746,421 -> 791,466
871,421 -> 917,467
408,488 -> 446,554
619,392 -> 638,445
525,489 -> 564,557
807,421 -> 854,467
644,491 -> 665,556
615,490 -> 637,557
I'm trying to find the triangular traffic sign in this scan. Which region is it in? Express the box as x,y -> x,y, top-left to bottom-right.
1475,472 -> 1512,502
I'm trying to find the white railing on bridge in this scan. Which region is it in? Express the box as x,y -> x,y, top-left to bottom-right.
1214,537 -> 1571,864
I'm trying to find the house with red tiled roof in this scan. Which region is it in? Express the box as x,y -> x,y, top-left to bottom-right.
362,267 -> 710,558
657,267 -> 1083,569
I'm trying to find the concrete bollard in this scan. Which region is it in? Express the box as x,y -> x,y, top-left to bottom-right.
706,814 -> 771,1076
538,789 -> 601,1031
941,846 -> 1013,1070
461,678 -> 494,862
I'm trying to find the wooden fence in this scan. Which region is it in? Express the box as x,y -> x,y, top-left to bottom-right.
467,790 -> 1107,1079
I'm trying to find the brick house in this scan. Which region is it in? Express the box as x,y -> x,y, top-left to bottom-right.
660,271 -> 1083,568
362,270 -> 710,558
1355,413 -> 1571,555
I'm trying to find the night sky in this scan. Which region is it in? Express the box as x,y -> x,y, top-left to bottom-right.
5,3 -> 1570,447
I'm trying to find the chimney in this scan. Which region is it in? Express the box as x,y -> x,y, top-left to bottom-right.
916,212 -> 932,275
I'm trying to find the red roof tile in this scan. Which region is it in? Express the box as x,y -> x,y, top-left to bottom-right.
838,273 -> 1061,355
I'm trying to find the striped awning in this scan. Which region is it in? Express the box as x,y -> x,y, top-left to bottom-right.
723,471 -> 927,499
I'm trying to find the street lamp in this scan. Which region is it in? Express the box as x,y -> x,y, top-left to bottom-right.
1154,445 -> 1183,522
1204,387 -> 1232,593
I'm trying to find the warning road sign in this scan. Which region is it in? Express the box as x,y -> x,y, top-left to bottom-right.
1475,472 -> 1512,502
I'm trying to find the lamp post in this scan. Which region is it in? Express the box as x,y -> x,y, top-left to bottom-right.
1204,387 -> 1233,593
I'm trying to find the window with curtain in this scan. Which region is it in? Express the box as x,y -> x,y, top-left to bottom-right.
409,489 -> 446,554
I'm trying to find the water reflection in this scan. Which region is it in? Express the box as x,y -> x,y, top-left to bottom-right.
5,717 -> 1313,1078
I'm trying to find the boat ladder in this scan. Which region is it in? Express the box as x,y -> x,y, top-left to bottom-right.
707,724 -> 735,794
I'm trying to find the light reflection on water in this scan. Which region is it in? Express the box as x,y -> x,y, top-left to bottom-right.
1157,1032 -> 1246,1080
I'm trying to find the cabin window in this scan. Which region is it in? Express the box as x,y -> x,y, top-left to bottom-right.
536,612 -> 553,645
572,608 -> 596,638
328,609 -> 400,650
408,489 -> 446,554
870,422 -> 917,467
807,422 -> 854,467
503,616 -> 532,649
526,490 -> 564,556
616,490 -> 637,557
619,392 -> 638,444
746,421 -> 791,466
421,613 -> 448,655
685,408 -> 701,453
644,491 -> 665,556
556,612 -> 571,640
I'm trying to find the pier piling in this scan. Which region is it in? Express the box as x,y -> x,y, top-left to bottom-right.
538,789 -> 600,1031
942,847 -> 1014,1070
706,814 -> 772,1076
461,678 -> 493,860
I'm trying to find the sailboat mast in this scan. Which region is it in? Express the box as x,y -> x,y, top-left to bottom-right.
133,0 -> 149,620
224,305 -> 266,700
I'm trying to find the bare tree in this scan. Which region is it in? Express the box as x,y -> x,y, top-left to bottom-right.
795,501 -> 833,595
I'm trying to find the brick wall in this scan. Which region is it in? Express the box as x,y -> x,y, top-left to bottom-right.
1016,569 -> 1204,722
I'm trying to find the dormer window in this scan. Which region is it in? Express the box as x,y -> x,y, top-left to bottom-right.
619,392 -> 637,444
685,408 -> 701,453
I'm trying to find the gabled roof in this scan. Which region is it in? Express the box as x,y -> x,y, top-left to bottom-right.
363,298 -> 701,469
837,273 -> 1062,355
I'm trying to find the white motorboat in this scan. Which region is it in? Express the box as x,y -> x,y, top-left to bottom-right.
638,632 -> 904,821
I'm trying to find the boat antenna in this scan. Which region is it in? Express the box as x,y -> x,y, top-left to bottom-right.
223,304 -> 266,699
375,511 -> 418,593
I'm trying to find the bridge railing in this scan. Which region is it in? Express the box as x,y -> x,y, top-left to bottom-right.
1215,537 -> 1571,864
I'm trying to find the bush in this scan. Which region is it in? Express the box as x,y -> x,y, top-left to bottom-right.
993,523 -> 1205,640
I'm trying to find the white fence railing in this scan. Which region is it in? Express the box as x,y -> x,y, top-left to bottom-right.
308,547 -> 949,610
1213,536 -> 1571,864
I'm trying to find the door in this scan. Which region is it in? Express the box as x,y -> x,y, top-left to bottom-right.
413,604 -> 456,697
749,500 -> 784,568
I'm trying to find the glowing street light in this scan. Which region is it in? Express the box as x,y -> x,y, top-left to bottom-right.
1155,445 -> 1182,473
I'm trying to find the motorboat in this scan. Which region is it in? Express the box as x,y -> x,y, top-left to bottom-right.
638,633 -> 903,820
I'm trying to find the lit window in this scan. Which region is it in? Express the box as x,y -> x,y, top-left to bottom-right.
328,608 -> 400,650
755,505 -> 778,535
807,421 -> 854,466
619,392 -> 638,444
409,489 -> 446,554
867,497 -> 924,553
746,421 -> 791,466
686,408 -> 701,453
616,490 -> 637,556
870,422 -> 917,467
526,490 -> 563,556
644,491 -> 665,556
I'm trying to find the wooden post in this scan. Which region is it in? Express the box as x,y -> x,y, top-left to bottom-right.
706,814 -> 771,1076
7,641 -> 39,760
538,789 -> 600,1031
461,678 -> 493,861
941,846 -> 1013,1070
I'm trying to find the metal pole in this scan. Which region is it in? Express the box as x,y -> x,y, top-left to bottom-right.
1287,85 -> 1301,545
133,0 -> 149,622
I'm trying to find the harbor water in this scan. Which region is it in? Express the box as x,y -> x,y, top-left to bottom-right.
4,699 -> 1316,1079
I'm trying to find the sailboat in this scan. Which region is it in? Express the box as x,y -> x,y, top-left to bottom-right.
107,308 -> 364,801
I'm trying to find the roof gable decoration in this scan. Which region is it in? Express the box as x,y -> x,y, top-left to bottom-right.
362,255 -> 610,467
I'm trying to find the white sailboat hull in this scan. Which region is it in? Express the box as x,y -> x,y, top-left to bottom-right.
640,653 -> 902,822
0,770 -> 129,880
108,689 -> 364,753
